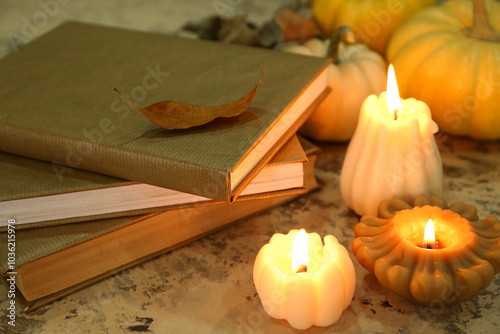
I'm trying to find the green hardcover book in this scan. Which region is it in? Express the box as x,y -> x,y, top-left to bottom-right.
0,21 -> 329,202
0,135 -> 308,230
0,145 -> 319,312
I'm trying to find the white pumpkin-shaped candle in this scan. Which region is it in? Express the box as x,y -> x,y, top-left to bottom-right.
340,65 -> 443,216
253,229 -> 355,330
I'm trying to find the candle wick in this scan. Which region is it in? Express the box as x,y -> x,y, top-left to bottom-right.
393,108 -> 399,121
426,243 -> 432,249
296,264 -> 308,273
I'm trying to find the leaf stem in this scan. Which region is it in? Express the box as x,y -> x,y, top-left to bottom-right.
112,88 -> 143,113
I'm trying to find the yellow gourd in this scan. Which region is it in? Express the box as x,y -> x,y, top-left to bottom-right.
312,0 -> 435,55
387,0 -> 500,140
283,27 -> 386,142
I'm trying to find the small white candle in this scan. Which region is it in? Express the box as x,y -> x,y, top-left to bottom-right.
253,229 -> 355,330
340,65 -> 443,216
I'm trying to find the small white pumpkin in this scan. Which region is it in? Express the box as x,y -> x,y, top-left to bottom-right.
284,27 -> 387,142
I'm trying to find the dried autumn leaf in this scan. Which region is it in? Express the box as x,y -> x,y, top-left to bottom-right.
113,65 -> 263,130
275,8 -> 317,43
259,8 -> 317,47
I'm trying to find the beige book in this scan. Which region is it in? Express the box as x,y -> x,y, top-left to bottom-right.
0,21 -> 329,202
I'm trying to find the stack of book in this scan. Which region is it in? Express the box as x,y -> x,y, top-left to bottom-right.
0,21 -> 330,311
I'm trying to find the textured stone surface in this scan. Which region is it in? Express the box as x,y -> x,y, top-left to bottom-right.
1,1 -> 500,333
3,134 -> 499,333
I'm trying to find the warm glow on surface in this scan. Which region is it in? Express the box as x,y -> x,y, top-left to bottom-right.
423,219 -> 436,245
291,229 -> 309,272
387,64 -> 402,119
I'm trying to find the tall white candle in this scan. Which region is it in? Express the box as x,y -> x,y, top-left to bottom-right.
340,65 -> 442,216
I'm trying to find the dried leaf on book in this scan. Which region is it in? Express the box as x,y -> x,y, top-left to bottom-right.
113,65 -> 263,130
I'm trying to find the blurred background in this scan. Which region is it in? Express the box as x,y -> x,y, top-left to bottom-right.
0,0 -> 294,59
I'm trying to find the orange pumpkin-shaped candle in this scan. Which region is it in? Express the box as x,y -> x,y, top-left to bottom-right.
353,195 -> 500,306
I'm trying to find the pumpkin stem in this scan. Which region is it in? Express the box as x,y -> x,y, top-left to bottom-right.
328,26 -> 357,64
463,0 -> 500,41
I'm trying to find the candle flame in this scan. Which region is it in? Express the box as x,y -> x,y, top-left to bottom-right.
291,229 -> 309,272
387,64 -> 402,120
423,219 -> 436,245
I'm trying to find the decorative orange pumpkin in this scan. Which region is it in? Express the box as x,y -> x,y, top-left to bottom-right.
387,0 -> 500,140
283,27 -> 386,141
312,0 -> 435,55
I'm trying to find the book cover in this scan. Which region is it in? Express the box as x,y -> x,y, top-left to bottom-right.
0,151 -> 319,312
0,21 -> 329,202
0,135 -> 307,229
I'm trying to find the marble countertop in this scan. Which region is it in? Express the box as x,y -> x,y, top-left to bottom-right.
1,1 -> 500,333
